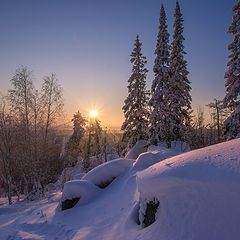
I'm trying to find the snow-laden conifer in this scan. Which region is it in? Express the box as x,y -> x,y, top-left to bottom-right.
169,0 -> 192,142
223,0 -> 240,138
121,35 -> 149,147
148,4 -> 172,147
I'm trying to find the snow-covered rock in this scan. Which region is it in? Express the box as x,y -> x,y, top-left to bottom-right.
147,140 -> 190,153
82,158 -> 133,187
125,140 -> 148,159
61,180 -> 102,206
133,141 -> 188,171
137,138 -> 240,239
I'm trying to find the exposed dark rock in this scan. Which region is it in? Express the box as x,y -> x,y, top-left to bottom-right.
61,197 -> 80,211
97,177 -> 116,189
143,198 -> 160,227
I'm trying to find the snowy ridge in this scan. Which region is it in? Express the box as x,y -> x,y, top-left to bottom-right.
82,158 -> 134,186
0,139 -> 240,240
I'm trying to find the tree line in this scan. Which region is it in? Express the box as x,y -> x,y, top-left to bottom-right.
0,67 -> 64,203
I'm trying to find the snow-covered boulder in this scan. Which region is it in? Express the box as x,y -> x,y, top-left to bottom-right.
61,180 -> 102,209
133,151 -> 173,171
137,138 -> 240,238
147,140 -> 190,153
125,140 -> 148,160
82,158 -> 133,188
133,141 -> 188,171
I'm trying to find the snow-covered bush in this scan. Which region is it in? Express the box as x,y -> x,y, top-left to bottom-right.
45,162 -> 84,193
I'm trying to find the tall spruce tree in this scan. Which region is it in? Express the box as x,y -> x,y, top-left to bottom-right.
148,4 -> 172,147
121,35 -> 149,147
169,0 -> 192,142
223,0 -> 240,138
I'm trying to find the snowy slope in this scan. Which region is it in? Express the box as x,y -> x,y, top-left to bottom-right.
0,139 -> 240,240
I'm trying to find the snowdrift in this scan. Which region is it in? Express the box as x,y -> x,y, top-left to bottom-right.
137,139 -> 240,239
133,141 -> 189,171
60,180 -> 102,210
82,158 -> 133,188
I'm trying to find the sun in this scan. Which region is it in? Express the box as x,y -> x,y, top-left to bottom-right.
90,110 -> 98,118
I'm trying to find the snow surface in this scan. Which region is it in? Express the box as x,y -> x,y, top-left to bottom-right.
60,180 -> 102,207
133,141 -> 189,171
0,139 -> 240,240
82,158 -> 133,186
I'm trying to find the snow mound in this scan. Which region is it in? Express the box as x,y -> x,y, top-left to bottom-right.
125,140 -> 148,159
133,141 -> 188,171
147,140 -> 190,152
61,180 -> 102,206
82,158 -> 133,187
137,138 -> 240,239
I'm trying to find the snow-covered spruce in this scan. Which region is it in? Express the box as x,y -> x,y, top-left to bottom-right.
121,35 -> 149,148
148,4 -> 172,147
223,0 -> 240,138
169,0 -> 192,143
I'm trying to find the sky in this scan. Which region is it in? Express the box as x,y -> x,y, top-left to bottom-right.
0,0 -> 235,128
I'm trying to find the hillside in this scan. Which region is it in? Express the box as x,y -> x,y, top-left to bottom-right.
0,139 -> 240,240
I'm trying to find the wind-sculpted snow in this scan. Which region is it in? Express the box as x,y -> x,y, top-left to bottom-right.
137,138 -> 240,239
82,158 -> 134,187
60,180 -> 102,208
0,139 -> 240,240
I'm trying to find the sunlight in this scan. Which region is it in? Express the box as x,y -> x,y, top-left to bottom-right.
90,110 -> 98,118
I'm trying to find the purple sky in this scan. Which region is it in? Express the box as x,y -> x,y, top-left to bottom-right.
0,0 -> 235,127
